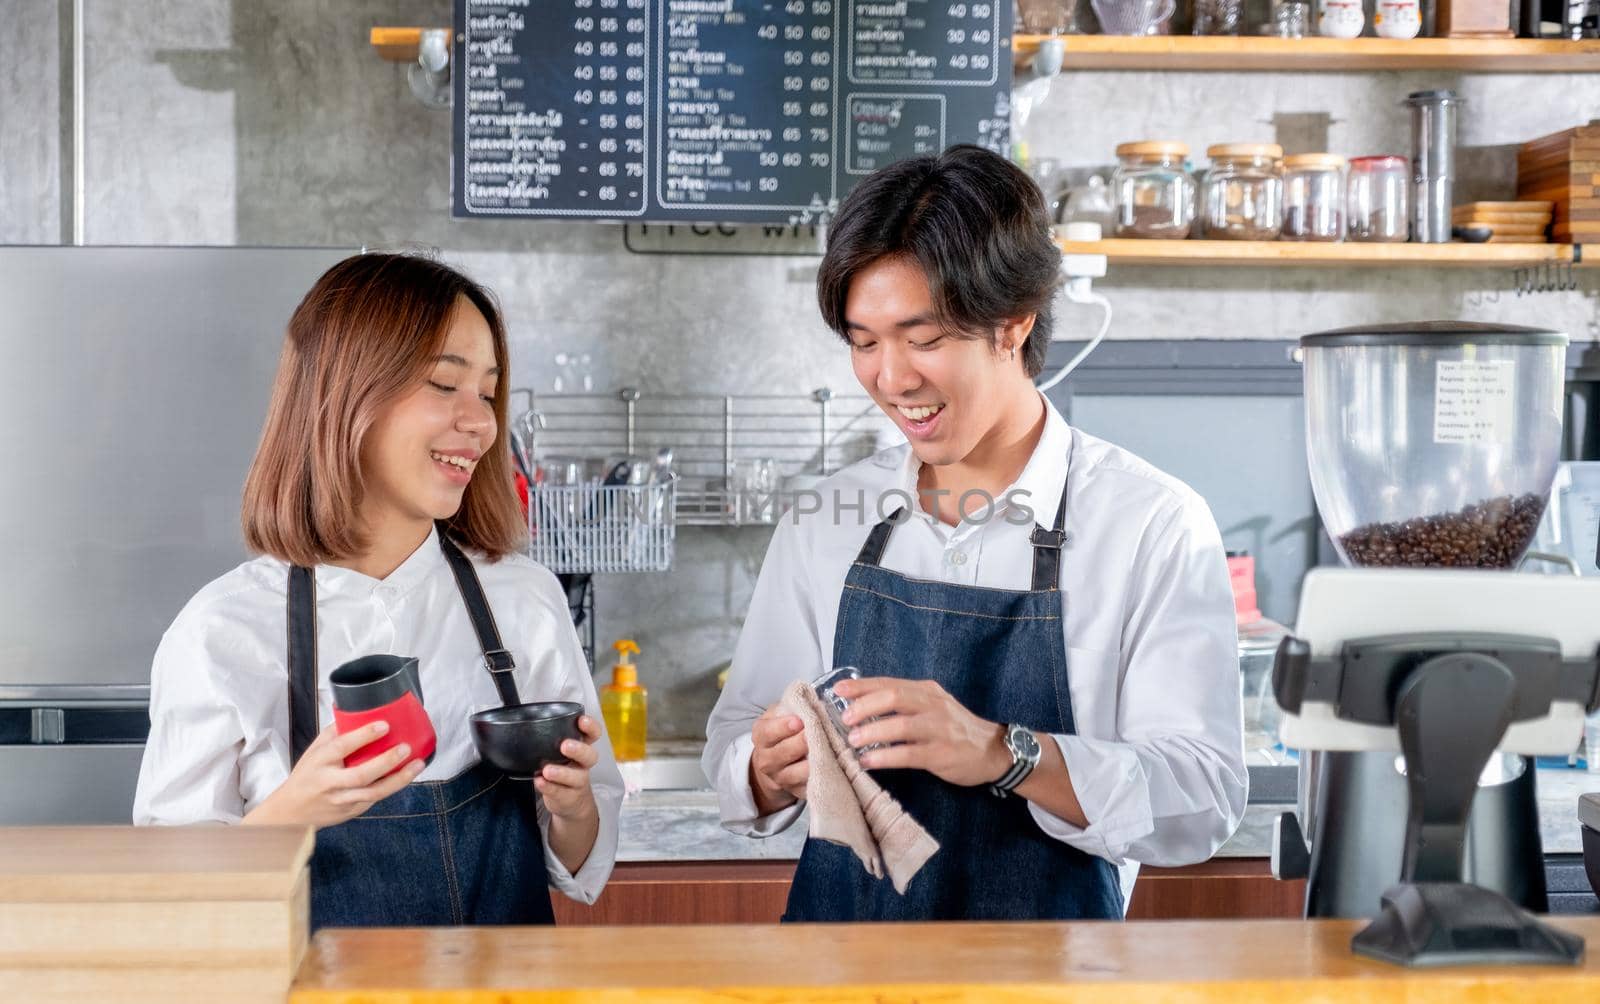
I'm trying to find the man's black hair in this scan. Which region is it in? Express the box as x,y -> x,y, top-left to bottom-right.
817,144 -> 1060,378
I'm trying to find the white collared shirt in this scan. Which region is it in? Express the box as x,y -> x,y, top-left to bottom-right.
704,398 -> 1247,900
133,527 -> 622,904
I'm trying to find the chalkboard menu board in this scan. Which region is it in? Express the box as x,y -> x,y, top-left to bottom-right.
453,0 -> 1013,223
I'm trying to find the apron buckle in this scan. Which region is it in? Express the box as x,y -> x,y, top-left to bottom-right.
1031,528 -> 1067,549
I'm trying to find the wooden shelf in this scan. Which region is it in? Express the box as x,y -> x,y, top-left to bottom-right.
374,30 -> 1600,71
370,27 -> 450,62
1056,237 -> 1590,267
1015,35 -> 1600,72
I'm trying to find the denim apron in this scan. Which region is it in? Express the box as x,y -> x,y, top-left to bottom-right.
287,528 -> 556,929
784,437 -> 1124,921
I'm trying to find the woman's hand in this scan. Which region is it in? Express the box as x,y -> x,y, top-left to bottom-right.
535,714 -> 601,822
539,715 -> 604,876
836,677 -> 1010,787
748,702 -> 809,814
243,722 -> 424,828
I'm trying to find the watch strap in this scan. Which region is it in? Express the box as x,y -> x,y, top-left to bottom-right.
989,724 -> 1040,797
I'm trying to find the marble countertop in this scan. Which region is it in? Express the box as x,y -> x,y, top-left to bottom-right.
614,747 -> 1600,863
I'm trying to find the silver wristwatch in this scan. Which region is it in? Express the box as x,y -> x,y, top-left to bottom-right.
989,723 -> 1042,798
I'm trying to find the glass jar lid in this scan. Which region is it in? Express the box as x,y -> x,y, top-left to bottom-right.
1206,142 -> 1284,161
1115,140 -> 1189,159
1282,153 -> 1347,171
1348,154 -> 1408,171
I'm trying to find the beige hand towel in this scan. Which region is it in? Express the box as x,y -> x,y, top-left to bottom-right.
779,679 -> 939,894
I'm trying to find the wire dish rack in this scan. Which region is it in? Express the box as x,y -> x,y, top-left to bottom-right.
513,388 -> 898,540
526,482 -> 675,574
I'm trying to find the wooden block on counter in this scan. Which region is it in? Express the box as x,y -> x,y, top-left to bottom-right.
1516,185 -> 1596,204
1518,121 -> 1600,153
1453,214 -> 1552,225
1449,220 -> 1549,233
0,825 -> 314,1003
1553,223 -> 1600,241
1453,200 -> 1555,212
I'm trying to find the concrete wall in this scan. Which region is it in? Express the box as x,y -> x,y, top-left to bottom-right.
5,0 -> 1598,735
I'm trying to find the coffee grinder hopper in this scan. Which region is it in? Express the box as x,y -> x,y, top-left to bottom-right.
1272,569 -> 1600,966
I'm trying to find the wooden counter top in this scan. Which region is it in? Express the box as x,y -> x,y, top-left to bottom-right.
293,917 -> 1600,1003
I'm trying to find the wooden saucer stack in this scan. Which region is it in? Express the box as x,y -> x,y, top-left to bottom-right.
1451,201 -> 1553,243
1517,121 -> 1600,244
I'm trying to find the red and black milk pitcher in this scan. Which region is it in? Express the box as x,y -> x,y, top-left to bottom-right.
329,654 -> 437,769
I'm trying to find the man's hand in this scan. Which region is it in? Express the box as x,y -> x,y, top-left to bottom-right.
836,676 -> 1011,787
748,703 -> 809,813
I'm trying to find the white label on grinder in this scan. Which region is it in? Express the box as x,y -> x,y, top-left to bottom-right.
1434,359 -> 1514,444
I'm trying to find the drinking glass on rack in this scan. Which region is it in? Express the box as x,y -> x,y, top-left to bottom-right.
733,457 -> 780,524
533,456 -> 581,526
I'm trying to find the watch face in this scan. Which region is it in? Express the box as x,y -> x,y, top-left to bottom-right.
1011,725 -> 1041,758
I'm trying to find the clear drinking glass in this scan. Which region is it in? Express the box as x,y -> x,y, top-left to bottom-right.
733,457 -> 779,523
1192,0 -> 1244,32
1272,0 -> 1311,34
1091,0 -> 1177,33
1018,0 -> 1087,32
811,666 -> 886,751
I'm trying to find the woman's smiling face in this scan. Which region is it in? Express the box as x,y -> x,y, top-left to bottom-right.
358,297 -> 501,533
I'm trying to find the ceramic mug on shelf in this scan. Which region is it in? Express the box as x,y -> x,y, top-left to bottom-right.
1374,0 -> 1421,37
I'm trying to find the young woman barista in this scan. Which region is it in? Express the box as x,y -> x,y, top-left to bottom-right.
133,253 -> 622,928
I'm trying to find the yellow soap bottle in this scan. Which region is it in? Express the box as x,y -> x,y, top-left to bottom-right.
601,639 -> 647,762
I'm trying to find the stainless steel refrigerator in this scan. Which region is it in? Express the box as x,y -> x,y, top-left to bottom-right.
0,246 -> 351,823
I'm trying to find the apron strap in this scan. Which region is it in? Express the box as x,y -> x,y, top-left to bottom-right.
1028,430 -> 1074,591
853,508 -> 906,567
285,527 -> 524,767
436,525 -> 523,708
287,565 -> 319,767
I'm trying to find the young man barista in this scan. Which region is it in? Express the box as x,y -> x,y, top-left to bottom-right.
704,145 -> 1247,921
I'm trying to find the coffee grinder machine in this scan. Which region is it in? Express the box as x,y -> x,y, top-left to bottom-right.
1270,322 -> 1600,965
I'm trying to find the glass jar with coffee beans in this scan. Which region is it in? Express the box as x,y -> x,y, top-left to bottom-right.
1110,141 -> 1197,239
1201,143 -> 1284,240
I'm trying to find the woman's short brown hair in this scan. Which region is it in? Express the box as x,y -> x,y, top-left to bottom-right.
242,253 -> 524,566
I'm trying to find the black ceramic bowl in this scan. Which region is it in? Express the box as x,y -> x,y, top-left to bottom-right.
470,701 -> 584,780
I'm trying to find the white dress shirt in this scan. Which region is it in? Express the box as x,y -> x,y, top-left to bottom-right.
133,526 -> 622,905
704,398 -> 1247,902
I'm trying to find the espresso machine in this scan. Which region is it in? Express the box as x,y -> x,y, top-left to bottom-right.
1270,322 -> 1600,965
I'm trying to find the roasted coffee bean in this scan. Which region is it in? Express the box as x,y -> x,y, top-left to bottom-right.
1337,493 -> 1547,569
